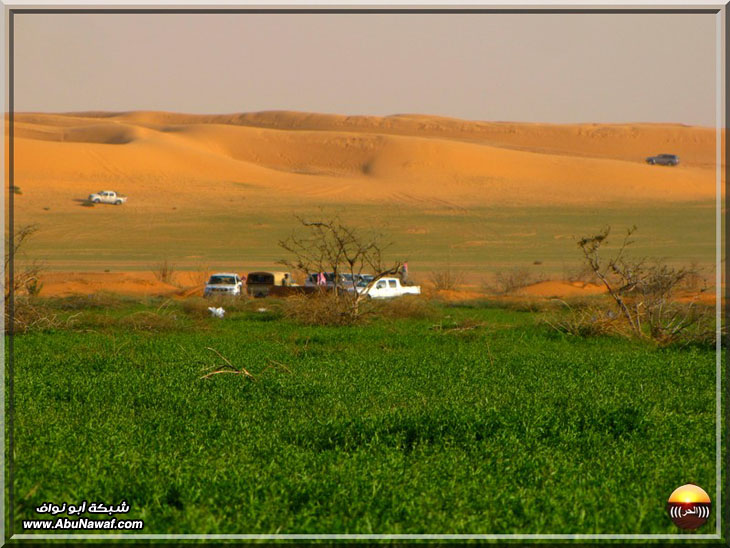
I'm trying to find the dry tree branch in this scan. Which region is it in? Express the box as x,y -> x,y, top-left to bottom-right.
201,347 -> 256,381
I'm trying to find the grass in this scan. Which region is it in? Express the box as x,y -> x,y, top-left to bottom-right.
20,201 -> 717,278
9,297 -> 718,535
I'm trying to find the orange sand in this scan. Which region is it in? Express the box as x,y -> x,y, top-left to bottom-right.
6,111 -> 721,214
515,281 -> 607,297
39,271 -> 183,297
34,271 -> 719,304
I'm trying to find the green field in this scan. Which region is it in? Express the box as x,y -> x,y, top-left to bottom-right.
19,201 -> 719,278
9,296 -> 719,535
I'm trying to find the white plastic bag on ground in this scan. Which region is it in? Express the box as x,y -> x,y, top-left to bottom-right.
208,307 -> 225,318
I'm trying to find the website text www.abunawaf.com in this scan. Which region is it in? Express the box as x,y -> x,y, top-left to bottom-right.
23,517 -> 144,530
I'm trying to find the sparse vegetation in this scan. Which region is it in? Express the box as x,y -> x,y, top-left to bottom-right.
428,267 -> 464,291
282,291 -> 368,326
485,266 -> 541,294
542,300 -> 626,338
191,263 -> 212,289
577,226 -> 715,345
9,296 -> 79,334
4,224 -> 48,332
152,258 -> 176,285
4,224 -> 44,301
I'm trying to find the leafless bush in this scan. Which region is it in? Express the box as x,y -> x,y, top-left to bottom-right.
279,216 -> 403,322
429,268 -> 465,291
4,224 -> 45,301
483,267 -> 537,295
645,301 -> 717,346
4,224 -> 49,332
152,259 -> 176,285
9,297 -> 79,334
542,301 -> 628,338
577,225 -> 714,344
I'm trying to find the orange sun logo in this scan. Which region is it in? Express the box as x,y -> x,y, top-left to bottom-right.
667,484 -> 711,529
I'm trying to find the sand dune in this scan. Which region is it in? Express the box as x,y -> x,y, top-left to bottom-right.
54,110 -> 719,166
7,110 -> 720,211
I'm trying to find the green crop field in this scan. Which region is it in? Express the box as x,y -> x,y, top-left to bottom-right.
8,296 -> 719,536
19,201 -> 719,279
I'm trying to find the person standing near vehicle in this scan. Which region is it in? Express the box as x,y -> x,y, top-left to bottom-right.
401,262 -> 409,285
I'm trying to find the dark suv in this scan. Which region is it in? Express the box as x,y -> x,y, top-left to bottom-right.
646,154 -> 679,166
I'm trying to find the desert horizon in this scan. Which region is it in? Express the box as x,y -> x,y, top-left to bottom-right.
5,109 -> 723,298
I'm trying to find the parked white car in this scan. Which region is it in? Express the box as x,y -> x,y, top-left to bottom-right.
88,190 -> 127,205
352,277 -> 421,299
204,273 -> 243,297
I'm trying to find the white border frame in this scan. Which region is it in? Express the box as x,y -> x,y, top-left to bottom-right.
2,2 -> 725,542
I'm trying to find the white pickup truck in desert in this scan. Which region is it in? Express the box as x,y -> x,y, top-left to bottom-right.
351,277 -> 421,299
88,190 -> 127,205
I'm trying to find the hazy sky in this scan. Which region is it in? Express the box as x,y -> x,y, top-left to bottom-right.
13,12 -> 718,125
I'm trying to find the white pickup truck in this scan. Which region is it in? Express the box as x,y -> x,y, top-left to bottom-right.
353,277 -> 421,299
88,190 -> 127,205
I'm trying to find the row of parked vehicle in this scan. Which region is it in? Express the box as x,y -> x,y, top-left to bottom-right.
203,271 -> 420,299
203,272 -> 290,298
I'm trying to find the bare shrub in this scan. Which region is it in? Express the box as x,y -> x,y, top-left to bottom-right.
645,301 -> 716,346
4,224 -> 49,332
4,224 -> 45,301
153,259 -> 176,285
542,302 -> 627,338
10,297 -> 79,334
577,225 -> 714,345
279,216 -> 403,323
484,267 -> 537,295
429,268 -> 464,291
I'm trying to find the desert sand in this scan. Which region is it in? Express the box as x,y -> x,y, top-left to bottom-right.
7,110 -> 720,208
